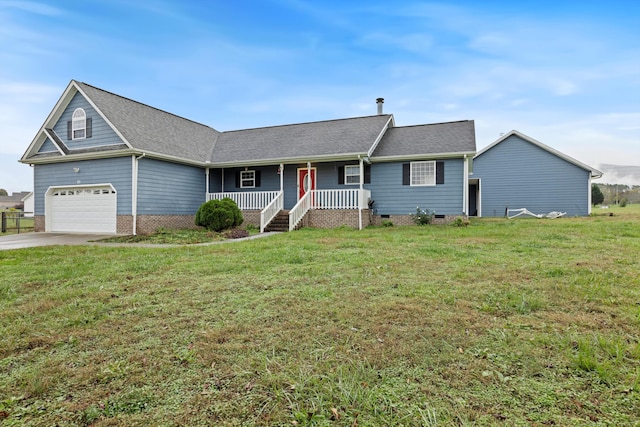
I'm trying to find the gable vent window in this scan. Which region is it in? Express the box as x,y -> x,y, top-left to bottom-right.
67,108 -> 92,140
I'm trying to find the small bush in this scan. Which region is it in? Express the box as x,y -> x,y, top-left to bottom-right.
452,217 -> 470,227
410,207 -> 434,225
195,198 -> 243,232
381,219 -> 394,227
220,197 -> 244,226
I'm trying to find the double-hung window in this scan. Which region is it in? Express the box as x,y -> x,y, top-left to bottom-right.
240,170 -> 255,188
72,108 -> 86,140
410,161 -> 436,186
344,165 -> 360,184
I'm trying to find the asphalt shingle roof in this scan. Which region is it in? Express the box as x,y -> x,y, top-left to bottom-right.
210,115 -> 393,164
76,81 -> 219,162
373,120 -> 476,158
24,81 -> 477,165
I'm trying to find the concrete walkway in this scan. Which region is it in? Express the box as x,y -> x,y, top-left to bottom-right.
0,231 -> 278,250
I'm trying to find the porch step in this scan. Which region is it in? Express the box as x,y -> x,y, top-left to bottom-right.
264,210 -> 291,232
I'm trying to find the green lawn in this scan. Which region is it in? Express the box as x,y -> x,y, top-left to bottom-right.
1,210 -> 639,426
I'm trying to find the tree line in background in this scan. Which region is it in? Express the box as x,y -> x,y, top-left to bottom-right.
592,183 -> 640,206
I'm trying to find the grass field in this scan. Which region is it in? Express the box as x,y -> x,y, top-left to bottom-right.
1,207 -> 639,426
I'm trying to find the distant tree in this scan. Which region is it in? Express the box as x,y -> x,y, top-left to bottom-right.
0,188 -> 7,196
591,184 -> 604,206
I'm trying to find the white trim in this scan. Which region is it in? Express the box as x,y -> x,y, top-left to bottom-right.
344,164 -> 361,185
475,130 -> 603,178
462,155 -> 469,215
410,160 -> 436,186
45,183 -> 117,234
587,176 -> 592,215
239,170 -> 256,188
370,151 -> 476,163
297,166 -> 316,201
72,108 -> 86,140
42,128 -> 67,155
74,82 -> 135,150
367,115 -> 395,158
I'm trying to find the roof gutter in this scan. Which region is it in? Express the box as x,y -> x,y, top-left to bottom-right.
370,151 -> 477,163
209,152 -> 370,168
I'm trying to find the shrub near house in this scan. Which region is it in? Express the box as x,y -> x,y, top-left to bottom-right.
195,198 -> 243,232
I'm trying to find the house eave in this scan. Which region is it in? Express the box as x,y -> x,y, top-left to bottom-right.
476,130 -> 602,177
370,151 -> 476,163
209,152 -> 368,168
20,149 -> 139,164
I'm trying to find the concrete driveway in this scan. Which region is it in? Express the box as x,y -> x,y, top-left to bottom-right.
0,232 -> 114,250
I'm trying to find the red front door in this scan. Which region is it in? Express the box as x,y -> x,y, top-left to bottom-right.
298,168 -> 316,200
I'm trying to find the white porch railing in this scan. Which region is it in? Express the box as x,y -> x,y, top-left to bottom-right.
311,189 -> 371,209
289,190 -> 312,231
208,191 -> 279,210
260,191 -> 284,233
288,189 -> 371,231
209,189 -> 372,232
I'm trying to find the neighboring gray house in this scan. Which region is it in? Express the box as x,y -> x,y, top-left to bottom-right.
0,191 -> 31,210
21,80 -> 476,234
471,130 -> 602,217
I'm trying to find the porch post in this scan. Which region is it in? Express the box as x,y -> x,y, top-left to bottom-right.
280,163 -> 284,192
221,168 -> 224,192
307,162 -> 311,207
359,156 -> 364,230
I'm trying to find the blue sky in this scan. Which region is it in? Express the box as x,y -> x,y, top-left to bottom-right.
1,0 -> 639,193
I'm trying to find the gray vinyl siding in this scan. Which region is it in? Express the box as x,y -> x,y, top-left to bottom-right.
368,159 -> 465,215
209,160 -> 466,213
38,138 -> 59,153
53,92 -> 124,149
33,157 -> 132,215
215,166 -> 281,193
137,158 -> 206,215
474,135 -> 590,217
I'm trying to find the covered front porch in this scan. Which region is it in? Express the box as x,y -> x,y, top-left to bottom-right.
207,188 -> 372,232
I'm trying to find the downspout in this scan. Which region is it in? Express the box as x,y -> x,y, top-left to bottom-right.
587,175 -> 592,215
463,155 -> 469,216
358,155 -> 363,230
205,165 -> 210,201
132,152 -> 145,235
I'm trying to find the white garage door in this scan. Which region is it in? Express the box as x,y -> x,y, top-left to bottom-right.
46,185 -> 117,233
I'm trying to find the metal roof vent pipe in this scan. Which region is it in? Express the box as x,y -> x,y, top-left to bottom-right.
376,97 -> 384,115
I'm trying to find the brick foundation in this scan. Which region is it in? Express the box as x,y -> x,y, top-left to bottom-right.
34,215 -> 45,232
303,209 -> 371,229
241,211 -> 261,228
117,215 -> 133,234
135,215 -> 199,235
370,214 -> 465,226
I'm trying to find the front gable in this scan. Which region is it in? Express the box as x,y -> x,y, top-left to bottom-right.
22,81 -> 132,163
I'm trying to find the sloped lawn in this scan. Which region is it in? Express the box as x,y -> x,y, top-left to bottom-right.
1,211 -> 639,425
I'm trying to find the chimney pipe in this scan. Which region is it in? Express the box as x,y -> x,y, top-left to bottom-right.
376,97 -> 384,115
